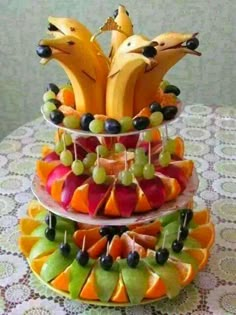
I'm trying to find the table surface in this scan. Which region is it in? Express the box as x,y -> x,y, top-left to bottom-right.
0,104 -> 236,315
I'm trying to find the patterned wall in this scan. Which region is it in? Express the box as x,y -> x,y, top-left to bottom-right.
0,0 -> 235,139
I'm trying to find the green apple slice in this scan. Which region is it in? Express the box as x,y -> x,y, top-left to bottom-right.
41,246 -> 77,282
145,257 -> 181,298
185,237 -> 201,248
170,250 -> 198,272
69,259 -> 95,299
119,259 -> 149,304
159,211 -> 179,226
29,238 -> 59,261
94,261 -> 119,302
30,224 -> 74,238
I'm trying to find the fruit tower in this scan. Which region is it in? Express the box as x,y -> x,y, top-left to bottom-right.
19,6 -> 215,306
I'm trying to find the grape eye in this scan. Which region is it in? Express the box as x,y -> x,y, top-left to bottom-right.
67,41 -> 75,45
127,42 -> 131,46
113,9 -> 118,18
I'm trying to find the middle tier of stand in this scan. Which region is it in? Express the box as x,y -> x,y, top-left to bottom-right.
31,167 -> 199,226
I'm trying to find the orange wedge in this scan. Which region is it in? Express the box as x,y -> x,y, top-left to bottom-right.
18,236 -> 40,257
27,200 -> 45,218
185,248 -> 209,271
19,218 -> 41,235
127,231 -> 156,249
155,87 -> 164,103
36,160 -> 60,184
174,136 -> 184,159
88,237 -> 107,259
145,272 -> 166,299
109,235 -> 122,260
120,233 -> 146,258
151,128 -> 161,142
31,255 -> 50,274
70,183 -> 89,213
171,160 -> 194,178
80,269 -> 99,300
104,187 -> 120,216
51,267 -> 70,292
189,223 -> 215,249
193,209 -> 210,225
41,145 -> 53,158
135,187 -> 151,213
57,88 -> 75,107
51,178 -> 64,203
73,228 -> 101,250
134,107 -> 150,118
161,93 -> 177,107
132,220 -> 161,236
111,274 -> 129,303
171,260 -> 195,286
158,175 -> 181,201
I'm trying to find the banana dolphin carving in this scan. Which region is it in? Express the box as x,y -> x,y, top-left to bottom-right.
133,32 -> 201,114
39,35 -> 106,114
109,5 -> 134,59
106,35 -> 157,119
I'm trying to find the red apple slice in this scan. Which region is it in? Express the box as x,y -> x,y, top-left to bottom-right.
114,183 -> 137,217
67,143 -> 87,160
76,136 -> 100,153
43,151 -> 59,162
46,165 -> 71,194
61,173 -> 89,208
88,179 -> 113,216
118,134 -> 140,149
138,177 -> 166,209
156,164 -> 187,191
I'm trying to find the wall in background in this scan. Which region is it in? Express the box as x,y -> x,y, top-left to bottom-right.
0,0 -> 235,139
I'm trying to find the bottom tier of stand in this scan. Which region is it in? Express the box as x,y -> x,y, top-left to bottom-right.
18,200 -> 215,306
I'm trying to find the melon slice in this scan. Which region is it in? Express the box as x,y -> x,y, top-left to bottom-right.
109,235 -> 122,260
132,220 -> 161,236
127,231 -> 156,249
73,228 -> 101,249
138,177 -> 166,209
36,160 -> 60,184
94,261 -> 119,302
88,237 -> 107,259
119,259 -> 149,304
69,259 -> 95,299
120,233 -> 146,258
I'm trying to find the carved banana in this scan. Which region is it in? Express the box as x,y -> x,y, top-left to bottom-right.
109,5 -> 133,59
106,35 -> 157,119
39,35 -> 106,114
134,32 -> 201,114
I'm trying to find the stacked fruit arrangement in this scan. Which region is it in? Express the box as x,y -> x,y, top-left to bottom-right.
18,5 -> 214,306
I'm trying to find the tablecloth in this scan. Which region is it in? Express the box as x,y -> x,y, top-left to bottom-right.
0,104 -> 236,315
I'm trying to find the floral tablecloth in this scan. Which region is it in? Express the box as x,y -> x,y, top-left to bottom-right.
0,104 -> 236,315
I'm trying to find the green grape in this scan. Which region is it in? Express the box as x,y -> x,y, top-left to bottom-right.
131,163 -> 144,177
120,116 -> 133,132
63,115 -> 80,129
150,112 -> 164,127
89,119 -> 104,134
63,133 -> 73,146
43,102 -> 57,117
165,138 -> 176,154
143,163 -> 155,179
60,150 -> 73,166
159,150 -> 171,167
135,147 -> 146,157
160,80 -> 170,91
96,145 -> 109,157
135,154 -> 148,165
83,153 -> 97,168
72,160 -> 84,175
55,140 -> 64,155
114,143 -> 125,153
92,166 -> 107,184
43,90 -> 56,102
120,170 -> 133,186
143,130 -> 153,142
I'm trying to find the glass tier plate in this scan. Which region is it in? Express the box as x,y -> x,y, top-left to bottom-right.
31,167 -> 199,226
41,102 -> 184,137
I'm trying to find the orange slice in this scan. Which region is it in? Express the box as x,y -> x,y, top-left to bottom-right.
185,248 -> 209,271
73,228 -> 101,250
134,107 -> 150,118
111,274 -> 129,303
57,88 -> 75,107
80,269 -> 99,300
127,231 -> 156,249
19,218 -> 41,235
145,272 -> 166,299
70,183 -> 89,213
161,93 -> 177,107
120,233 -> 146,258
51,178 -> 64,203
27,200 -> 45,218
41,145 -> 53,158
109,235 -> 122,260
31,255 -> 50,274
132,220 -> 161,236
18,236 -> 40,257
193,209 -> 210,225
158,175 -> 181,201
58,105 -> 81,118
51,267 -> 70,292
174,136 -> 184,159
155,87 -> 164,103
189,223 -> 215,249
171,260 -> 195,286
36,160 -> 60,184
104,186 -> 120,216
88,237 -> 107,259
171,160 -> 194,178
135,186 -> 151,213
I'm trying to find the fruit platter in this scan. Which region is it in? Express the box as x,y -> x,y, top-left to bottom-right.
18,4 -> 215,307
